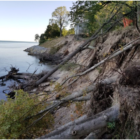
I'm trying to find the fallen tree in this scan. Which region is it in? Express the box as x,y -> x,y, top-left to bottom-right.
61,37 -> 140,85
39,104 -> 120,139
35,6 -> 122,86
25,75 -> 117,128
35,5 -> 136,87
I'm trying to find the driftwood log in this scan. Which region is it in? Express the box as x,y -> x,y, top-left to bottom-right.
39,105 -> 119,139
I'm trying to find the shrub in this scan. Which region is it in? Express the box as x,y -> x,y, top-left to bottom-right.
39,34 -> 47,45
0,90 -> 54,139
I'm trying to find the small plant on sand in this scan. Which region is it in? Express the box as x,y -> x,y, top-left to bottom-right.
54,82 -> 63,92
75,101 -> 85,117
54,82 -> 69,99
107,122 -> 115,130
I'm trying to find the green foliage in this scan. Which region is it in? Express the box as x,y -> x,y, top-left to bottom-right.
49,44 -> 63,54
39,23 -> 60,44
39,34 -> 47,45
39,6 -> 69,43
45,24 -> 60,39
60,62 -> 79,71
107,122 -> 116,130
67,28 -> 75,35
69,1 -> 103,34
0,90 -> 54,139
62,28 -> 68,36
52,6 -> 69,36
70,1 -> 136,35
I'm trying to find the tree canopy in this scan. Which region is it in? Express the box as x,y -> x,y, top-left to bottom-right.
39,23 -> 60,44
44,23 -> 60,39
51,6 -> 69,36
35,34 -> 40,42
67,28 -> 75,35
69,1 -> 138,35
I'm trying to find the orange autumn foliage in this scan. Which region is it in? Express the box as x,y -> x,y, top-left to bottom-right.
123,18 -> 133,27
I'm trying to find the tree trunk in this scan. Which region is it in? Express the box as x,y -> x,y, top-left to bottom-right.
60,27 -> 62,37
35,37 -> 93,86
30,76 -> 117,120
34,7 -> 125,86
61,37 -> 140,85
39,105 -> 120,139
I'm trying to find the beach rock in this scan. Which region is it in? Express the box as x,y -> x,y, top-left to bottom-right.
24,45 -> 47,55
38,53 -> 63,64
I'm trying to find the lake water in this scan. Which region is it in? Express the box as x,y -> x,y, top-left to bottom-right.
0,41 -> 53,100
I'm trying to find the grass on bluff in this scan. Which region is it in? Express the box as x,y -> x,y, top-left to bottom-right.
40,37 -> 65,48
60,62 -> 79,71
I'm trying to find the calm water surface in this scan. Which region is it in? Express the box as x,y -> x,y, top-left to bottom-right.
0,41 -> 53,100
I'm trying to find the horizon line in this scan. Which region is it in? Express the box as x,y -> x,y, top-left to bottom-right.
0,40 -> 36,43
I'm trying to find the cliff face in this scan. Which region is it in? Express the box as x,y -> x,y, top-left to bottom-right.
26,27 -> 140,138
25,26 -> 140,67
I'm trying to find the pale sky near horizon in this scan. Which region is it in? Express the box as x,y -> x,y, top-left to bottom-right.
0,1 -> 74,41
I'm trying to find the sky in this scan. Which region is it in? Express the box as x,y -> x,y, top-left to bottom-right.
0,1 -> 74,41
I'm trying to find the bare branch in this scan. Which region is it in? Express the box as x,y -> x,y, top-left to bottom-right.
35,6 -> 123,86
39,105 -> 119,139
61,38 -> 140,85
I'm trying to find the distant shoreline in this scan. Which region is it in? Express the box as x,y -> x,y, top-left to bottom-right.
0,40 -> 36,43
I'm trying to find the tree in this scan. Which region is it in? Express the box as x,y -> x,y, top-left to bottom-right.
35,3 -> 137,86
52,6 -> 69,37
67,28 -> 75,35
62,27 -> 68,36
69,1 -> 105,35
35,34 -> 40,42
50,23 -> 60,38
39,34 -> 46,45
39,23 -> 60,44
44,23 -> 60,39
69,1 -> 137,35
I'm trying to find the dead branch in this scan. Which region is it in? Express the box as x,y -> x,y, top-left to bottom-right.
85,132 -> 97,139
61,38 -> 140,85
47,94 -> 91,104
26,62 -> 33,72
72,94 -> 91,101
39,105 -> 119,139
84,128 -> 106,139
28,76 -> 117,120
35,7 -> 122,86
